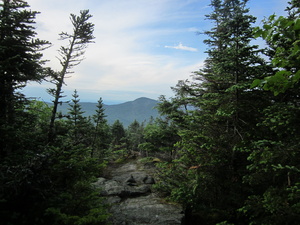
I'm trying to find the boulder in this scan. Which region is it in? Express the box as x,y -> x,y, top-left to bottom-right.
143,175 -> 155,184
125,175 -> 137,186
105,196 -> 122,204
95,177 -> 151,197
97,160 -> 183,225
109,194 -> 183,225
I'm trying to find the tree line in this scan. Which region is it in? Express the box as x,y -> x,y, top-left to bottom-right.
0,1 -> 108,224
1,0 -> 300,224
152,0 -> 300,224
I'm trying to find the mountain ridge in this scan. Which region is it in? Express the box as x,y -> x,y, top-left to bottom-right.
52,97 -> 160,127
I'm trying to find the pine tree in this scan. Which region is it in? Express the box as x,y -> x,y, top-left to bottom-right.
126,120 -> 143,153
111,120 -> 126,146
110,120 -> 128,158
139,117 -> 180,159
0,3 -> 108,224
48,10 -> 94,142
0,0 -> 50,156
157,0 -> 271,223
66,90 -> 93,146
91,97 -> 111,159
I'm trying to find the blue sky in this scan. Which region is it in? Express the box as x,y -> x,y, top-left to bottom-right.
23,0 -> 288,104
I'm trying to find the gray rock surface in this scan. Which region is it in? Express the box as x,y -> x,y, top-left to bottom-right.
94,159 -> 183,225
110,194 -> 182,225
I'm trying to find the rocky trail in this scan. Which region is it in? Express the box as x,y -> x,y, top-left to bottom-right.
93,158 -> 184,225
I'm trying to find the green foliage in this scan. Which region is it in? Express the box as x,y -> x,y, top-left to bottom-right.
110,119 -> 126,146
43,145 -> 108,225
0,143 -> 109,225
0,0 -> 50,157
252,6 -> 300,95
241,101 -> 300,224
139,117 -> 180,159
2,0 -> 300,224
244,4 -> 300,213
65,90 -> 94,147
150,1 -> 300,224
0,2 -> 108,224
109,120 -> 130,159
126,120 -> 144,152
153,0 -> 272,223
48,9 -> 95,142
91,97 -> 112,159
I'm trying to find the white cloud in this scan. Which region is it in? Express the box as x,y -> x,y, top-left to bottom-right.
165,42 -> 198,52
23,0 -> 205,103
24,0 -> 290,103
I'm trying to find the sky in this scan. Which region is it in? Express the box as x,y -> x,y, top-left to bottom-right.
23,0 -> 288,104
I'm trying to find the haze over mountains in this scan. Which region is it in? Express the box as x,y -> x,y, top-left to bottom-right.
54,97 -> 160,127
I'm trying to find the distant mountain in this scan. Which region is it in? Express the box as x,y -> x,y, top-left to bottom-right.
51,97 -> 160,127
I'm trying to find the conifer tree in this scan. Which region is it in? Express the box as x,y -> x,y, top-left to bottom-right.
0,3 -> 108,224
48,10 -> 94,142
157,0 -> 270,223
111,120 -> 126,146
0,0 -> 49,156
139,117 -> 180,159
66,90 -> 93,146
126,120 -> 144,152
110,120 -> 128,157
91,97 -> 111,159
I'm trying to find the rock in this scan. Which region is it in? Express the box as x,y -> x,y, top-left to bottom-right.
143,175 -> 155,184
109,194 -> 183,225
125,175 -> 137,186
92,177 -> 107,187
112,163 -> 137,175
99,160 -> 183,225
105,196 -> 122,204
100,180 -> 125,196
125,184 -> 151,197
96,178 -> 150,197
113,171 -> 148,184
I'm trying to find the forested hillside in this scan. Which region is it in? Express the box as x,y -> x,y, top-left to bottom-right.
1,0 -> 300,225
48,97 -> 160,127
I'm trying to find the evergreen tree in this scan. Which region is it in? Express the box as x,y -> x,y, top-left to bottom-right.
0,0 -> 50,156
139,117 -> 180,159
48,10 -> 95,142
110,120 -> 128,158
126,120 -> 144,153
93,98 -> 107,129
91,97 -> 111,159
0,2 -> 109,224
157,0 -> 270,223
66,90 -> 93,146
111,119 -> 126,146
42,144 -> 108,225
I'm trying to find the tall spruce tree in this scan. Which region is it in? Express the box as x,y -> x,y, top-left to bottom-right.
111,119 -> 126,146
157,0 -> 270,223
91,97 -> 111,159
48,10 -> 94,143
126,120 -> 144,153
66,90 -> 93,146
0,0 -> 49,156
